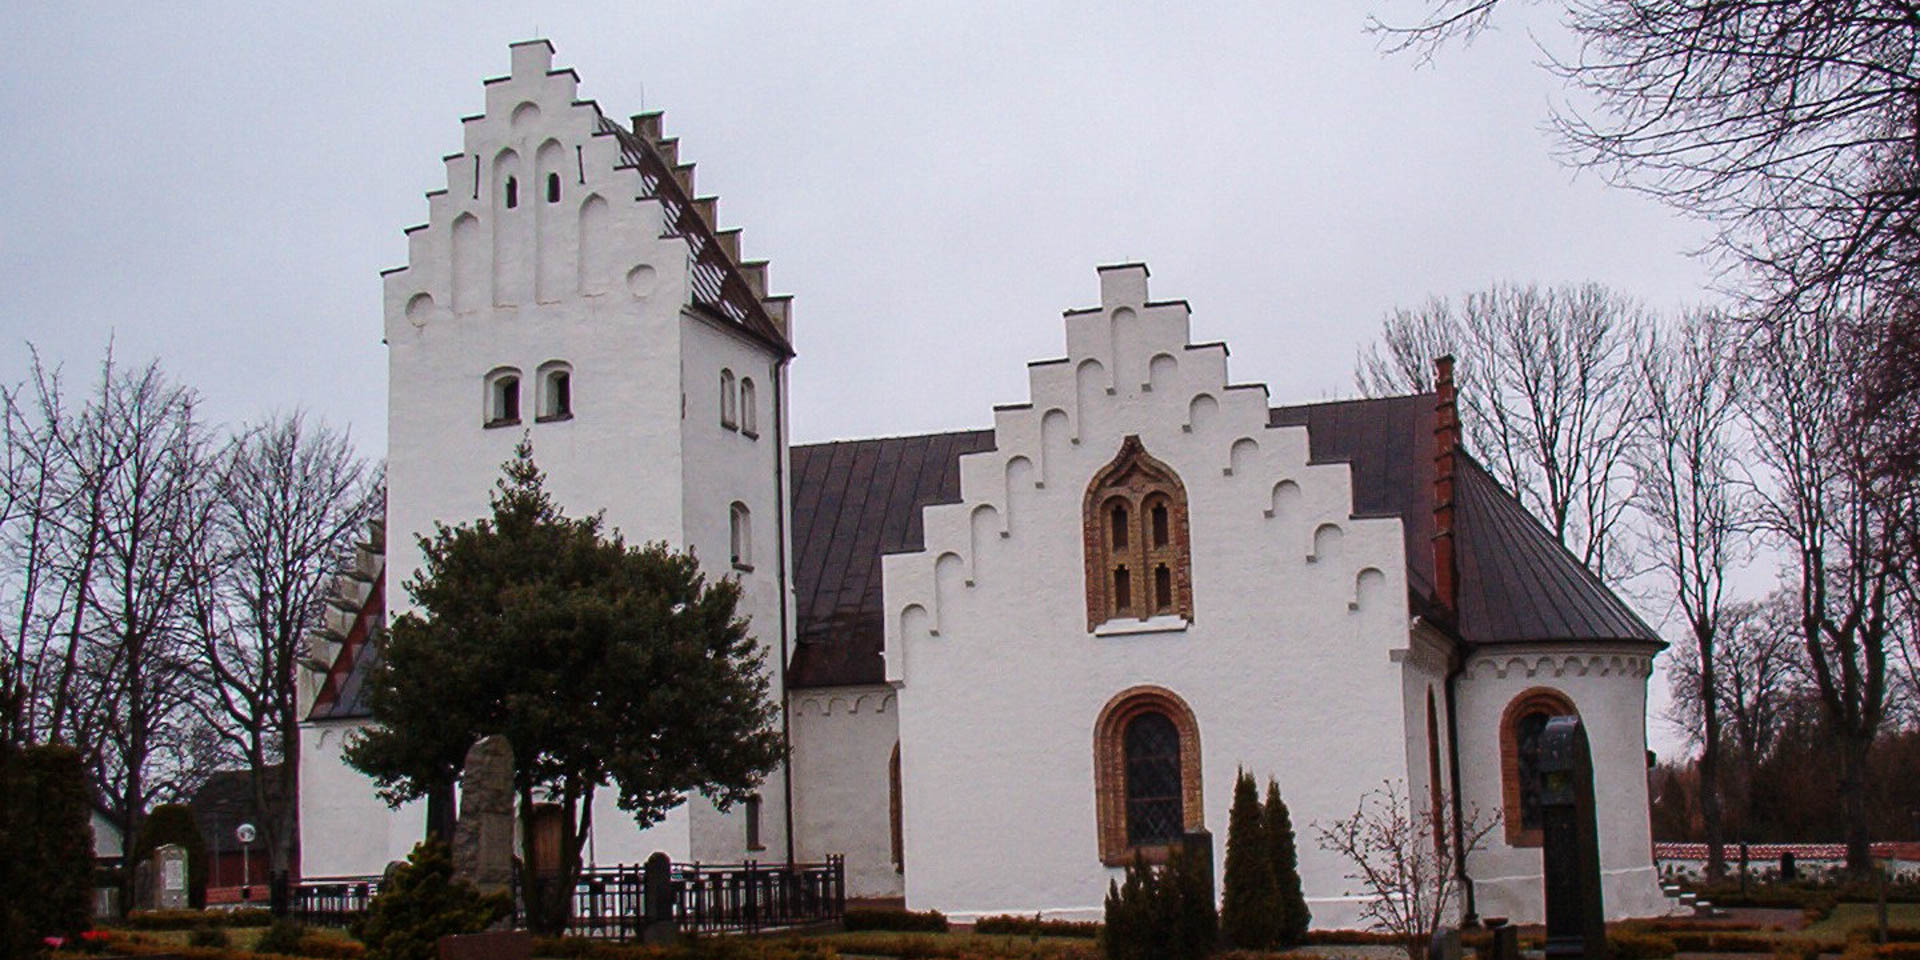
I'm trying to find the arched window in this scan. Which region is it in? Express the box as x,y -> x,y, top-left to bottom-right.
729,501 -> 752,569
505,176 -> 519,209
720,369 -> 738,429
1500,687 -> 1578,847
1093,686 -> 1203,864
484,368 -> 521,427
546,172 -> 561,203
537,361 -> 572,421
1084,436 -> 1193,629
739,377 -> 758,436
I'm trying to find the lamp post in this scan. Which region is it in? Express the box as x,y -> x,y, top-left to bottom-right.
236,823 -> 257,897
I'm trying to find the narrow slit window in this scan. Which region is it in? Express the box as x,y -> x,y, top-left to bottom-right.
730,502 -> 752,569
1155,565 -> 1172,612
720,369 -> 737,429
546,172 -> 561,203
505,177 -> 519,209
1152,503 -> 1170,547
739,378 -> 758,435
1113,565 -> 1131,612
1111,503 -> 1129,548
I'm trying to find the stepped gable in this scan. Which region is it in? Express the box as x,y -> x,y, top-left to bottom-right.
382,40 -> 793,356
304,518 -> 385,722
786,430 -> 998,688
785,396 -> 1657,688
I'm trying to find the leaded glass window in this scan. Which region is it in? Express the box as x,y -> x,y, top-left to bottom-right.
1124,711 -> 1183,846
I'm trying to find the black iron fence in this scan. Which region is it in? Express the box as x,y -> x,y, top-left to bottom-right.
291,857 -> 844,938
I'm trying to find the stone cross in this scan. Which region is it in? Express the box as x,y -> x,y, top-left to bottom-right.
1538,716 -> 1606,960
453,734 -> 516,897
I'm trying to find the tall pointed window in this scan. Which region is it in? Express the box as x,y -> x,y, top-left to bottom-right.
1084,436 -> 1193,629
729,501 -> 752,570
739,377 -> 758,437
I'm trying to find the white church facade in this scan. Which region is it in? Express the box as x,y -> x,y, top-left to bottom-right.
297,42 -> 1675,927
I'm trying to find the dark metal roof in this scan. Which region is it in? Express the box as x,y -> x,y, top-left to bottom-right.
787,395 -> 1657,687
787,430 -> 998,688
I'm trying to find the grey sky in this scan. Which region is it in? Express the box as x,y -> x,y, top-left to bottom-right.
2,4 -> 1717,745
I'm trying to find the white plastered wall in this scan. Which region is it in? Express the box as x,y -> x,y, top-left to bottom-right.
885,265 -> 1414,925
298,721 -> 426,876
1455,643 -> 1673,921
790,685 -> 904,898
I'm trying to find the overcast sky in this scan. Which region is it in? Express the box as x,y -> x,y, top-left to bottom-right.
1,3 -> 1719,746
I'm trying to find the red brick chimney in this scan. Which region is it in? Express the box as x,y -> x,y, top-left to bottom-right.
1432,355 -> 1460,623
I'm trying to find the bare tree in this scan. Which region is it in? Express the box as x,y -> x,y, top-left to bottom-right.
1316,780 -> 1499,960
1667,591 -> 1806,841
1744,314 -> 1905,873
1635,309 -> 1745,877
1357,282 -> 1652,582
190,412 -> 379,876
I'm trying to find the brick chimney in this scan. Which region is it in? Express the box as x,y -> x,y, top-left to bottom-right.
1432,355 -> 1460,623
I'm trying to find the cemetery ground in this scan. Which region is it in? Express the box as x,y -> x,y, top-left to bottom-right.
75,897 -> 1920,960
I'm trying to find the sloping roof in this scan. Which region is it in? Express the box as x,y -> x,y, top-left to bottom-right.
787,394 -> 1658,687
787,430 -> 998,687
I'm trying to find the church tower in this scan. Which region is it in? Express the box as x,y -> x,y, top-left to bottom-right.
377,40 -> 795,866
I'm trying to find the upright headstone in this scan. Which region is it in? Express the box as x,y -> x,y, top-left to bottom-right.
133,859 -> 157,911
453,735 -> 516,897
155,844 -> 190,911
1779,851 -> 1798,882
640,852 -> 678,945
1538,716 -> 1606,960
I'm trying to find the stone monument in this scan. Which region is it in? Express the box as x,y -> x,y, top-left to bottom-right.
640,852 -> 679,945
155,843 -> 190,910
1538,716 -> 1606,960
453,734 -> 516,897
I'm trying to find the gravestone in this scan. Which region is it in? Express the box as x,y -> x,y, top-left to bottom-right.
453,735 -> 515,897
155,843 -> 190,910
640,852 -> 679,945
1538,716 -> 1605,960
1780,851 -> 1798,882
132,858 -> 157,911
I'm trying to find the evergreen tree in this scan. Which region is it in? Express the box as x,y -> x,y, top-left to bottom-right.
1263,778 -> 1310,946
1220,769 -> 1279,948
346,442 -> 784,935
352,840 -> 509,960
8,745 -> 95,942
1166,841 -> 1219,960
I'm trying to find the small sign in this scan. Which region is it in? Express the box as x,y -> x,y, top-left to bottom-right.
237,823 -> 257,845
163,859 -> 185,891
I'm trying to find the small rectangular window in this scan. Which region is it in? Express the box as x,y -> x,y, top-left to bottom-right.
1154,564 -> 1172,612
1113,565 -> 1131,611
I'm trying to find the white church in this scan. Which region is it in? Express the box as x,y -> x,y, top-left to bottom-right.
297,42 -> 1675,927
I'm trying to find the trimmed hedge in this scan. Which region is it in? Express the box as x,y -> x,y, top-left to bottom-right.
1608,932 -> 1678,960
842,908 -> 950,933
973,916 -> 1100,939
122,909 -> 276,930
532,937 -> 840,960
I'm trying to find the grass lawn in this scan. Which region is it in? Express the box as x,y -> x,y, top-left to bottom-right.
1800,902 -> 1920,940
816,929 -> 1100,960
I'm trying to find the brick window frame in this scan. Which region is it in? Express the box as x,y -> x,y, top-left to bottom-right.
1500,686 -> 1578,847
1083,436 -> 1194,630
1094,685 -> 1204,865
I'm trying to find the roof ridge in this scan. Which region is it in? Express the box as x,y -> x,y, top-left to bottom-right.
793,427 -> 995,449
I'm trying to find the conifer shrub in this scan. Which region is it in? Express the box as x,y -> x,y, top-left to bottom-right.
133,803 -> 210,908
1261,779 -> 1309,947
1100,846 -> 1217,960
351,839 -> 510,960
1220,771 -> 1278,950
254,918 -> 307,956
8,744 -> 97,944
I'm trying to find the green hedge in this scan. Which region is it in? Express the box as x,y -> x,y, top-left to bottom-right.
973,916 -> 1100,939
841,908 -> 950,933
1608,932 -> 1678,960
122,909 -> 276,930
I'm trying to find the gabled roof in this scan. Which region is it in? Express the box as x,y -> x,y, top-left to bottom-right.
786,393 -> 1658,688
787,430 -> 998,688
